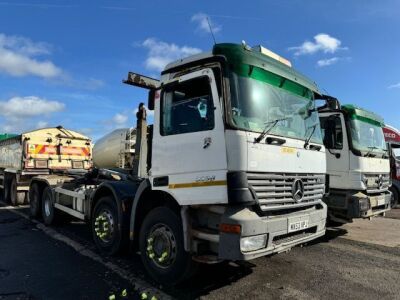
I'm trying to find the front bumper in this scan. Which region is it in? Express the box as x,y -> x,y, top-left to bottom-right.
217,202 -> 327,261
324,189 -> 392,220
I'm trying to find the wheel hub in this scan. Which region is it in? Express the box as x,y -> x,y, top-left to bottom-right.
94,210 -> 114,243
146,225 -> 177,268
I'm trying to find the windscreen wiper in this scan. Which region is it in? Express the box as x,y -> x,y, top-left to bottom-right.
364,146 -> 378,157
254,117 -> 291,143
303,123 -> 319,149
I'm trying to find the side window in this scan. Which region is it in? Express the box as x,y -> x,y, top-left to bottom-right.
161,76 -> 215,136
320,116 -> 343,149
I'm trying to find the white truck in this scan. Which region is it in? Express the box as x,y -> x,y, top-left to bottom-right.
0,127 -> 92,206
318,99 -> 391,223
29,43 -> 328,285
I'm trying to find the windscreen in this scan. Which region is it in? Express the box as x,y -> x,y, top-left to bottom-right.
348,118 -> 387,154
229,65 -> 322,144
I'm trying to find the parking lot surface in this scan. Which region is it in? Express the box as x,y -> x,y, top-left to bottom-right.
1,204 -> 399,300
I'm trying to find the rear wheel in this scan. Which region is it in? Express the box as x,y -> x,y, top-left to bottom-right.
139,206 -> 197,286
3,175 -> 11,204
41,186 -> 56,225
29,184 -> 42,218
390,187 -> 399,208
92,196 -> 123,255
10,177 -> 25,206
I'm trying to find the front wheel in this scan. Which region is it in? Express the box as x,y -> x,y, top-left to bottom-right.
390,187 -> 399,208
139,207 -> 197,286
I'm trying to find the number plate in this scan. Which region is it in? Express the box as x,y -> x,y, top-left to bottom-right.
288,220 -> 309,233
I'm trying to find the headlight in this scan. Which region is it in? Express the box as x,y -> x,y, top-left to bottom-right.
362,174 -> 368,188
240,234 -> 267,252
359,198 -> 370,212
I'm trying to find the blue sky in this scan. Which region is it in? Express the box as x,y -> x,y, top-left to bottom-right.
0,0 -> 399,140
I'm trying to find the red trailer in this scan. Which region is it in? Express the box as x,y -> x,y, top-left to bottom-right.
384,125 -> 400,207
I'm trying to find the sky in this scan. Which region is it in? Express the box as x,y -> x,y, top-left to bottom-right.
0,0 -> 399,141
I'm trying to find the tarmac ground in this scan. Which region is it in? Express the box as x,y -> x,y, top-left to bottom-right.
1,202 -> 399,300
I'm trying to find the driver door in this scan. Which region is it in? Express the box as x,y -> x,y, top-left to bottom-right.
151,68 -> 228,205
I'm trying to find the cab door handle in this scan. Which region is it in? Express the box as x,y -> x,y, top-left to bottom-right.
203,137 -> 212,149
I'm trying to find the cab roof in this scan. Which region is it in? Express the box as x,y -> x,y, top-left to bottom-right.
342,104 -> 385,126
163,43 -> 320,95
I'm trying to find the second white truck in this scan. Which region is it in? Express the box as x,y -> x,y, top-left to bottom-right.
318,99 -> 391,223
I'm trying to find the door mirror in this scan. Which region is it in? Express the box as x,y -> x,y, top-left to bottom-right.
148,89 -> 155,110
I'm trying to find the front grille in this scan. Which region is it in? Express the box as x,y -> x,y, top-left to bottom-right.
364,173 -> 390,193
247,172 -> 325,211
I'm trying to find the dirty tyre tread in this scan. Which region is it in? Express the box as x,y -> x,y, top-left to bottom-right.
41,186 -> 57,225
30,184 -> 41,218
139,206 -> 197,286
10,177 -> 25,206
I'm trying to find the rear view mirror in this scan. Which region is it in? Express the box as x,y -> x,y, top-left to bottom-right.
327,98 -> 341,110
148,89 -> 155,110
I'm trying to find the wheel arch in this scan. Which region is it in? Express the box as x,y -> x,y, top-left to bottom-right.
90,184 -> 123,223
29,178 -> 50,203
129,180 -> 181,246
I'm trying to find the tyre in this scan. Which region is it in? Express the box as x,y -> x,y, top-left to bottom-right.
139,206 -> 197,286
10,177 -> 25,206
3,176 -> 10,204
390,187 -> 399,208
41,186 -> 56,225
92,196 -> 123,255
29,183 -> 42,218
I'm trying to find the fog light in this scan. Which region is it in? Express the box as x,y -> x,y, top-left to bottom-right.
240,234 -> 267,252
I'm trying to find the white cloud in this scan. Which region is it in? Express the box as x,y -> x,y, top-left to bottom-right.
289,33 -> 346,56
191,13 -> 222,34
142,38 -> 202,72
36,121 -> 48,128
0,96 -> 65,133
0,33 -> 62,78
317,57 -> 339,67
0,33 -> 51,55
388,82 -> 400,89
0,96 -> 65,118
112,113 -> 128,125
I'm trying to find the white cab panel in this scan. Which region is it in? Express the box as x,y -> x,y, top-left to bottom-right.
244,132 -> 326,174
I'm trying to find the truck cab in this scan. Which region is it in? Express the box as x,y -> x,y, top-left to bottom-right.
319,102 -> 391,223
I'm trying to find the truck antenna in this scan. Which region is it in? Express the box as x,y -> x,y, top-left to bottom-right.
207,17 -> 217,45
